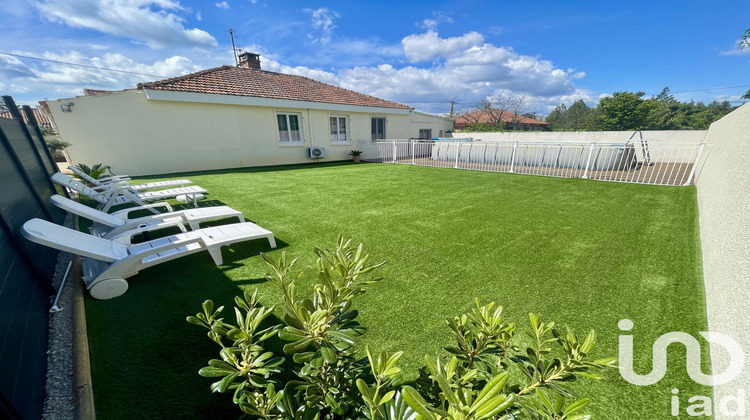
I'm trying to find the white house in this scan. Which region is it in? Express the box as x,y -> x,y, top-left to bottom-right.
45,53 -> 454,175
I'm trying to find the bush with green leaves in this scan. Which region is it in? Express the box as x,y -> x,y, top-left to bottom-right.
74,163 -> 111,180
45,137 -> 71,153
188,236 -> 615,419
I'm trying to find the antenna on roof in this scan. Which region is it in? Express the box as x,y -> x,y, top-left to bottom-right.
229,29 -> 238,66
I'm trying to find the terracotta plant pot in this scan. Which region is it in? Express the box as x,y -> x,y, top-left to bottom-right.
352,156 -> 361,162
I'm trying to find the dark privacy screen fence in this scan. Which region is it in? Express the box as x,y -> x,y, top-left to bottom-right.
0,95 -> 65,420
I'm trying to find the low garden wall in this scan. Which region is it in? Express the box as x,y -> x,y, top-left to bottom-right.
694,102 -> 750,418
457,130 -> 707,144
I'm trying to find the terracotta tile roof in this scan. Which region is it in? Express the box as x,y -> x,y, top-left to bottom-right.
0,107 -> 53,127
83,89 -> 114,96
454,109 -> 548,127
139,66 -> 413,110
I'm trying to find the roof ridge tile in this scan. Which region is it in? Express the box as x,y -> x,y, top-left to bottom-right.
138,66 -> 413,110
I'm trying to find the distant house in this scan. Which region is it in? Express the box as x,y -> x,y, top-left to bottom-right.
44,53 -> 453,175
0,106 -> 54,130
454,109 -> 548,131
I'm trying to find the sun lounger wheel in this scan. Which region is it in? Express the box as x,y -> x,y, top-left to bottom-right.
88,277 -> 129,300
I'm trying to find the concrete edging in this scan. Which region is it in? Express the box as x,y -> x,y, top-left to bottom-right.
72,218 -> 96,420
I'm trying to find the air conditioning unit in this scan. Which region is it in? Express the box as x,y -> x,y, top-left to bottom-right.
308,146 -> 326,159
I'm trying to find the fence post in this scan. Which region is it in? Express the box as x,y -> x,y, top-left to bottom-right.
22,105 -> 59,175
411,140 -> 416,165
0,120 -> 55,221
454,141 -> 460,168
683,143 -> 706,186
509,141 -> 518,173
582,143 -> 595,179
3,96 -> 61,199
392,140 -> 397,164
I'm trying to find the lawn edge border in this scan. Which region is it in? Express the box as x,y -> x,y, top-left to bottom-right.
73,216 -> 96,420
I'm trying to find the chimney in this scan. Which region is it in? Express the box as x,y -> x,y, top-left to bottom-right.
238,52 -> 261,70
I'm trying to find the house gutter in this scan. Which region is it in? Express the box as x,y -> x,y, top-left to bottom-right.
142,89 -> 414,115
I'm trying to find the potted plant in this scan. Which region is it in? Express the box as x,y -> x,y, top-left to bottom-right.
349,150 -> 363,162
46,137 -> 72,162
73,163 -> 112,185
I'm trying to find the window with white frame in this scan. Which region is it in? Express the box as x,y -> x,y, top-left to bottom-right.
277,112 -> 303,143
371,117 -> 386,140
330,115 -> 349,143
418,128 -> 432,139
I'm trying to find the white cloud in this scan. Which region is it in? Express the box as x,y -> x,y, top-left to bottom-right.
402,30 -> 484,62
1,50 -> 202,99
3,26 -> 587,115
0,54 -> 35,79
709,93 -> 744,103
418,11 -> 454,30
215,1 -> 229,9
421,19 -> 438,30
258,31 -> 588,114
489,26 -> 503,35
32,0 -> 217,49
719,48 -> 750,56
302,7 -> 340,44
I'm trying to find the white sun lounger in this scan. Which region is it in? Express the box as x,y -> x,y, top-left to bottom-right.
52,172 -> 207,211
67,165 -> 193,191
50,195 -> 246,243
21,218 -> 277,299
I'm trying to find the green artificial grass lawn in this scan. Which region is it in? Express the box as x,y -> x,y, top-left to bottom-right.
85,162 -> 710,419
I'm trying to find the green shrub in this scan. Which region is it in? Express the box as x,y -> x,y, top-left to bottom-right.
74,163 -> 111,180
45,138 -> 71,153
464,122 -> 505,132
188,236 -> 615,419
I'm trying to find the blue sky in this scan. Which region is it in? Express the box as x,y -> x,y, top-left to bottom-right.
1,0 -> 748,115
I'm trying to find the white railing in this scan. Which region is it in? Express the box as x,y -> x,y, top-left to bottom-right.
367,140 -> 707,186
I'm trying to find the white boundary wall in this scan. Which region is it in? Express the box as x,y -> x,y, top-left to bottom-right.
456,130 -> 711,180
457,130 -> 707,144
695,102 -> 750,417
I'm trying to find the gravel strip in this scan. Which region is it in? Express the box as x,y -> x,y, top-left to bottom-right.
42,214 -> 76,420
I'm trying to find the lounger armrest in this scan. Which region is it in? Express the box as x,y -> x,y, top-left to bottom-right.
131,236 -> 207,261
99,180 -> 131,189
87,185 -> 134,197
99,175 -> 131,182
106,220 -> 188,244
111,202 -> 174,218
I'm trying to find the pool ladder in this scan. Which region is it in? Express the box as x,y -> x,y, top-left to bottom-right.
629,130 -> 653,167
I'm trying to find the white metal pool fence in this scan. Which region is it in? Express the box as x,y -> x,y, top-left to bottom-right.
365,140 -> 707,186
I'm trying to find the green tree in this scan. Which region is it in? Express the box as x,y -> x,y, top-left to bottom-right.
545,100 -> 593,131
738,29 -> 749,99
739,28 -> 750,49
595,91 -> 652,131
566,99 -> 593,130
642,87 -> 683,130
544,103 -> 568,131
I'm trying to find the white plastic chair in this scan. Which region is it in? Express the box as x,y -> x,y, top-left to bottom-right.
21,218 -> 277,299
50,195 -> 245,243
67,166 -> 193,191
52,172 -> 208,211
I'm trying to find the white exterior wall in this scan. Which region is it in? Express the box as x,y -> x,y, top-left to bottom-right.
409,112 -> 454,138
48,90 -> 452,175
694,102 -> 750,418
